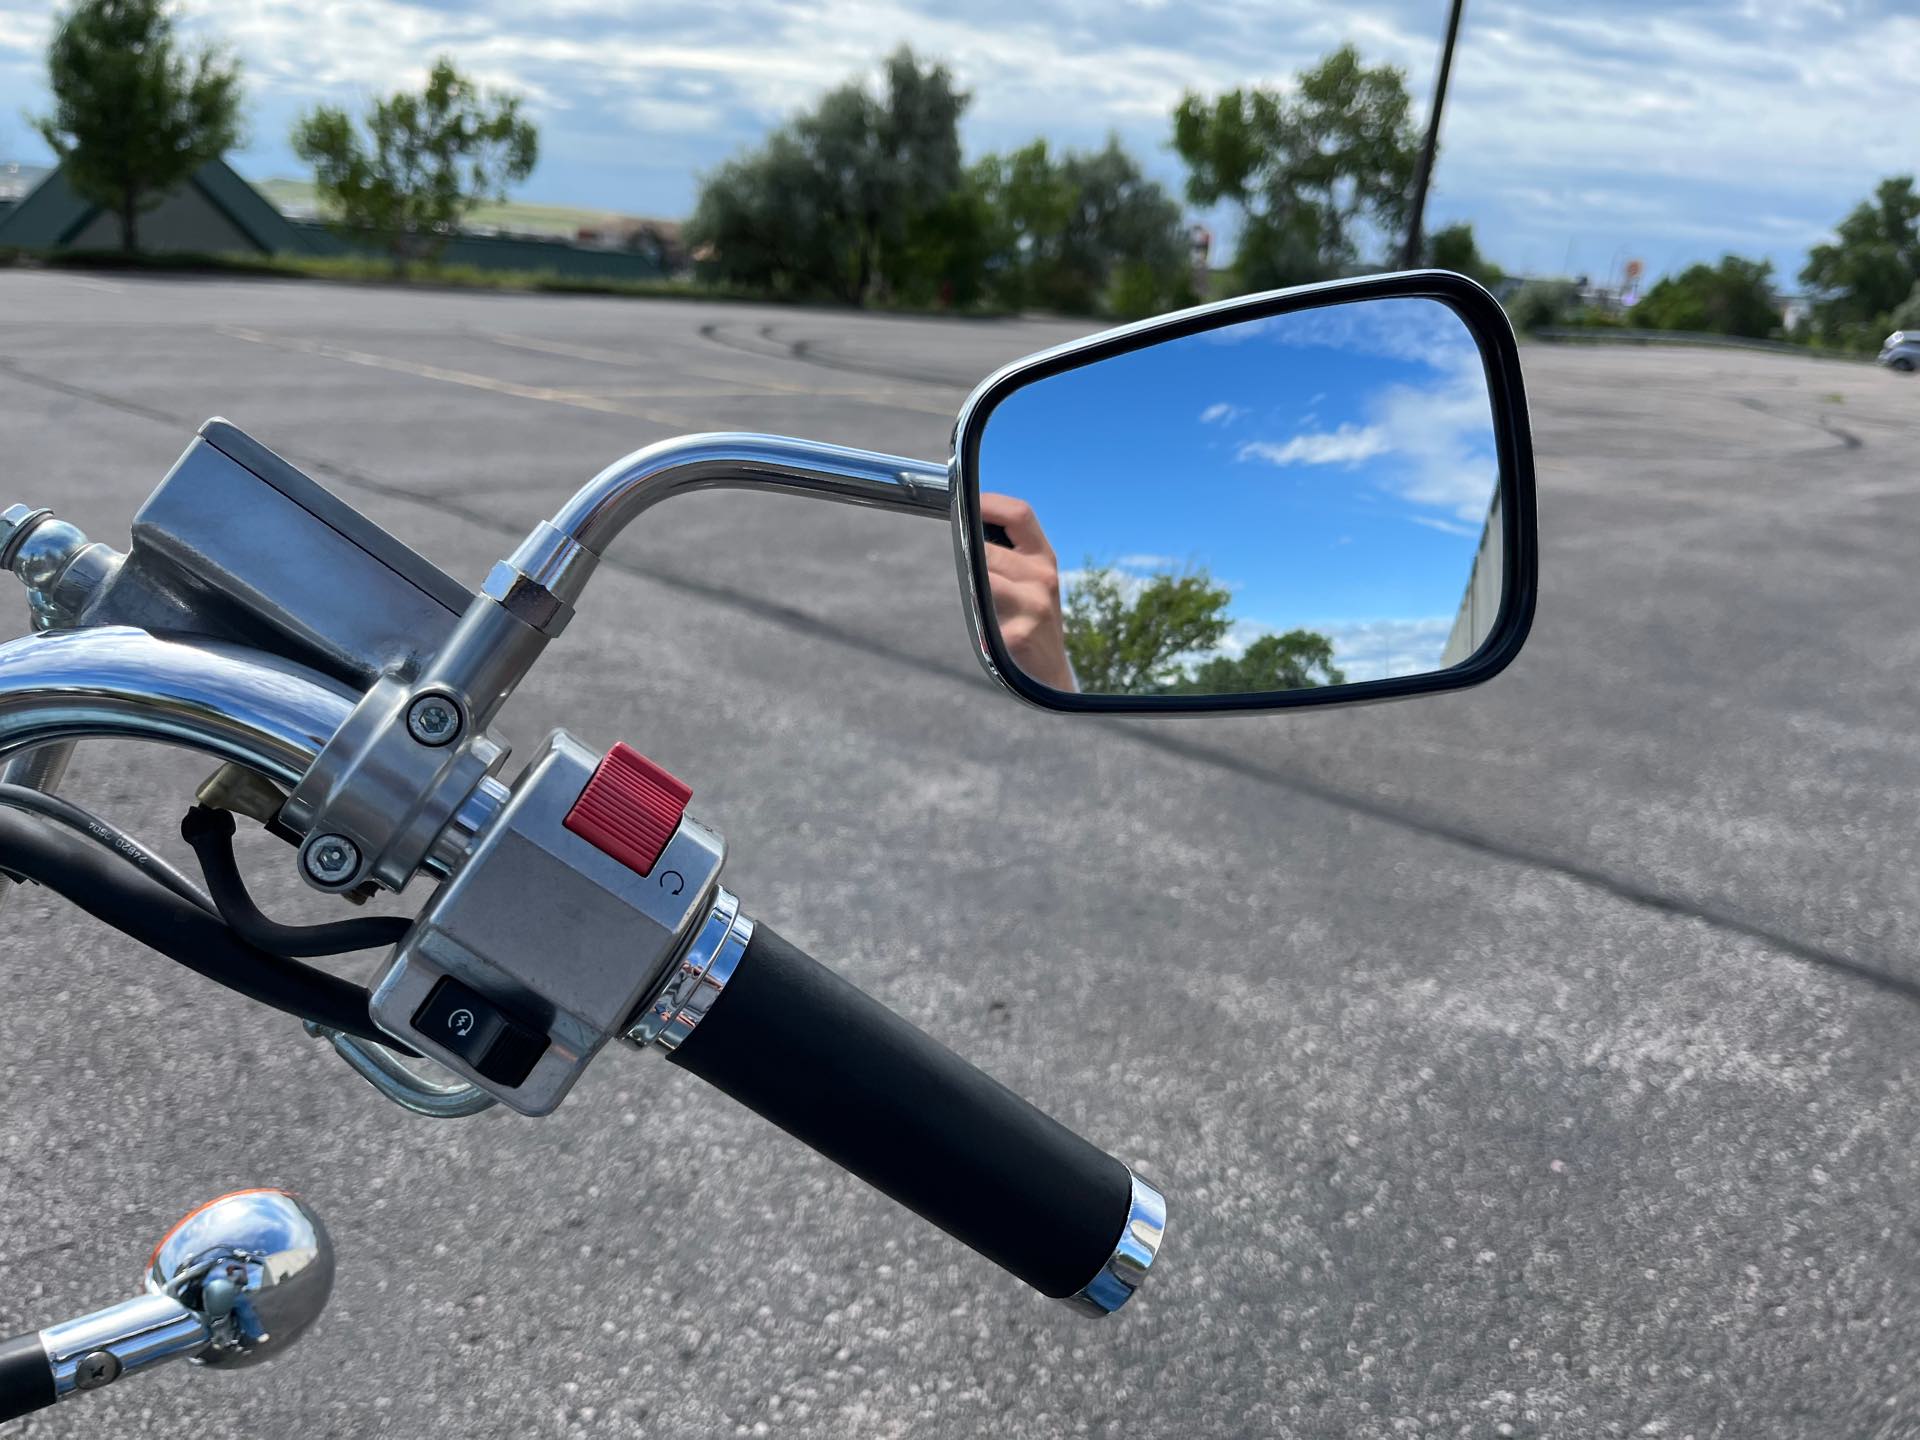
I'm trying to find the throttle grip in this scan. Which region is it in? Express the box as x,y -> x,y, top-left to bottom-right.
662,922 -> 1165,1312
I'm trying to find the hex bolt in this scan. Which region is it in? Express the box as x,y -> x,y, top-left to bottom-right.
304,834 -> 362,886
405,693 -> 462,747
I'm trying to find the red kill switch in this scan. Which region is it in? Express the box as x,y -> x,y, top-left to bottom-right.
563,742 -> 692,877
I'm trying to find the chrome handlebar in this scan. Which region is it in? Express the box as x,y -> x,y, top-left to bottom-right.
0,627 -> 355,785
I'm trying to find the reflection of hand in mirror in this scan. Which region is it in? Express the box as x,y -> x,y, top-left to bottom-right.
981,492 -> 1076,692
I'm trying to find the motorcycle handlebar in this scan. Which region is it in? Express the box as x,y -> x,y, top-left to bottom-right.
663,923 -> 1165,1313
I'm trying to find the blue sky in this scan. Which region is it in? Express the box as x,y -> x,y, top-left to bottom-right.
979,297 -> 1498,682
2,1 -> 1915,286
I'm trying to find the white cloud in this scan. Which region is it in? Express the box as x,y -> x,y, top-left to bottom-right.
1316,616 -> 1454,682
0,10 -> 42,55
1233,345 -> 1497,521
1237,423 -> 1389,468
3,0 -> 1914,278
1365,360 -> 1500,519
1409,515 -> 1477,537
1212,614 -> 1453,683
1198,401 -> 1245,425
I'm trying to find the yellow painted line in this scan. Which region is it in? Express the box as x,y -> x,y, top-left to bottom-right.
484,328 -> 809,388
218,326 -> 699,428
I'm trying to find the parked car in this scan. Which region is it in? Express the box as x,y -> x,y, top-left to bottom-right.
1877,330 -> 1920,371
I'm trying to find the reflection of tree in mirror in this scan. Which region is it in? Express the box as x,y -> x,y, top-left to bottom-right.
1174,630 -> 1345,694
1060,564 -> 1343,696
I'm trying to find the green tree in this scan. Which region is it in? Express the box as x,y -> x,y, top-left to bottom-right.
686,132 -> 838,297
1884,280 -> 1920,334
688,47 -> 966,304
1063,565 -> 1233,695
291,57 -> 537,271
1175,630 -> 1346,693
34,0 -> 244,255
1629,255 -> 1778,337
973,137 -> 1192,316
892,181 -> 999,308
1424,221 -> 1503,290
1800,176 -> 1920,343
1172,45 -> 1419,292
1062,564 -> 1347,695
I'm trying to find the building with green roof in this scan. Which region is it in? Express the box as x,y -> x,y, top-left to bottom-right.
0,157 -> 313,255
0,157 -> 669,281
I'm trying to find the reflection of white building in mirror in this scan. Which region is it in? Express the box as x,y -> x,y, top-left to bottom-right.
1441,489 -> 1503,667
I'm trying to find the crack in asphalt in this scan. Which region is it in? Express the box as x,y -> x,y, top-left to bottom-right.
4,348 -> 1913,1008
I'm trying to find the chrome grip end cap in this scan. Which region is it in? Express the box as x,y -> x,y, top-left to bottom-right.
1066,1170 -> 1167,1317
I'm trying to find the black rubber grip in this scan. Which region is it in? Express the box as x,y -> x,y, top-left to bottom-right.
0,1330 -> 52,1424
667,923 -> 1133,1298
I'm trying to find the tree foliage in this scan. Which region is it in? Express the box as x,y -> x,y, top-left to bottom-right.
687,47 -> 966,304
1172,45 -> 1420,292
35,0 -> 244,255
971,138 -> 1192,316
1884,280 -> 1920,335
1175,630 -> 1346,693
1423,221 -> 1502,290
1061,563 -> 1343,696
1629,255 -> 1778,337
1800,176 -> 1920,346
1063,566 -> 1233,695
292,58 -> 537,269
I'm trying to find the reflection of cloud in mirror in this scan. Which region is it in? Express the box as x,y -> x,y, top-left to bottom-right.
1207,297 -> 1480,371
1233,350 -> 1495,521
1410,515 -> 1477,537
1236,424 -> 1388,468
1198,402 -> 1245,425
1059,565 -> 1146,604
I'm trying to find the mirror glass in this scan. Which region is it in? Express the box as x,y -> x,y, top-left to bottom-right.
974,296 -> 1506,699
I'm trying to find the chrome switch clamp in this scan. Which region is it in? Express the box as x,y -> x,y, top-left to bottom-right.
625,886 -> 755,1052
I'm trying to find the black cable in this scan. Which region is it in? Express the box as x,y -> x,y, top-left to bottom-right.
0,807 -> 411,1050
180,807 -> 410,958
0,782 -> 215,913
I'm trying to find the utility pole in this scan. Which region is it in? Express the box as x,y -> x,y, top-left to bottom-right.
1402,0 -> 1466,269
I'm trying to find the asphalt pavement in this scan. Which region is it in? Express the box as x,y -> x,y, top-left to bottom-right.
2,270 -> 1919,1438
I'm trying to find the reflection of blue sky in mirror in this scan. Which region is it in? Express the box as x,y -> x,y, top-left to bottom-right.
979,298 -> 1498,683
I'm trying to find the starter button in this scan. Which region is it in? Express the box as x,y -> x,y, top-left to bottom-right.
413,976 -> 546,1088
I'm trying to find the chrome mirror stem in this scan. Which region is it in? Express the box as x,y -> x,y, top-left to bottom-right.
1,1190 -> 333,1424
439,434 -> 949,729
39,1294 -> 210,1398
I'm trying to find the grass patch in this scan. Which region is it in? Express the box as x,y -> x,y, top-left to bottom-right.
8,247 -> 1024,315
252,177 -> 631,238
16,247 -> 764,302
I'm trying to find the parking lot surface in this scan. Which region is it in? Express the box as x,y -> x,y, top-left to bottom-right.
3,271 -> 1919,1437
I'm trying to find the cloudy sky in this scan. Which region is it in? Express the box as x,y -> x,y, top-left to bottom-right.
2,0 -> 1914,285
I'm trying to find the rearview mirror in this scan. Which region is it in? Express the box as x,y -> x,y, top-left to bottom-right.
950,272 -> 1536,712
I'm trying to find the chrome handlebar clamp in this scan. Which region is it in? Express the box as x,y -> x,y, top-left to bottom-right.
279,673 -> 510,894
